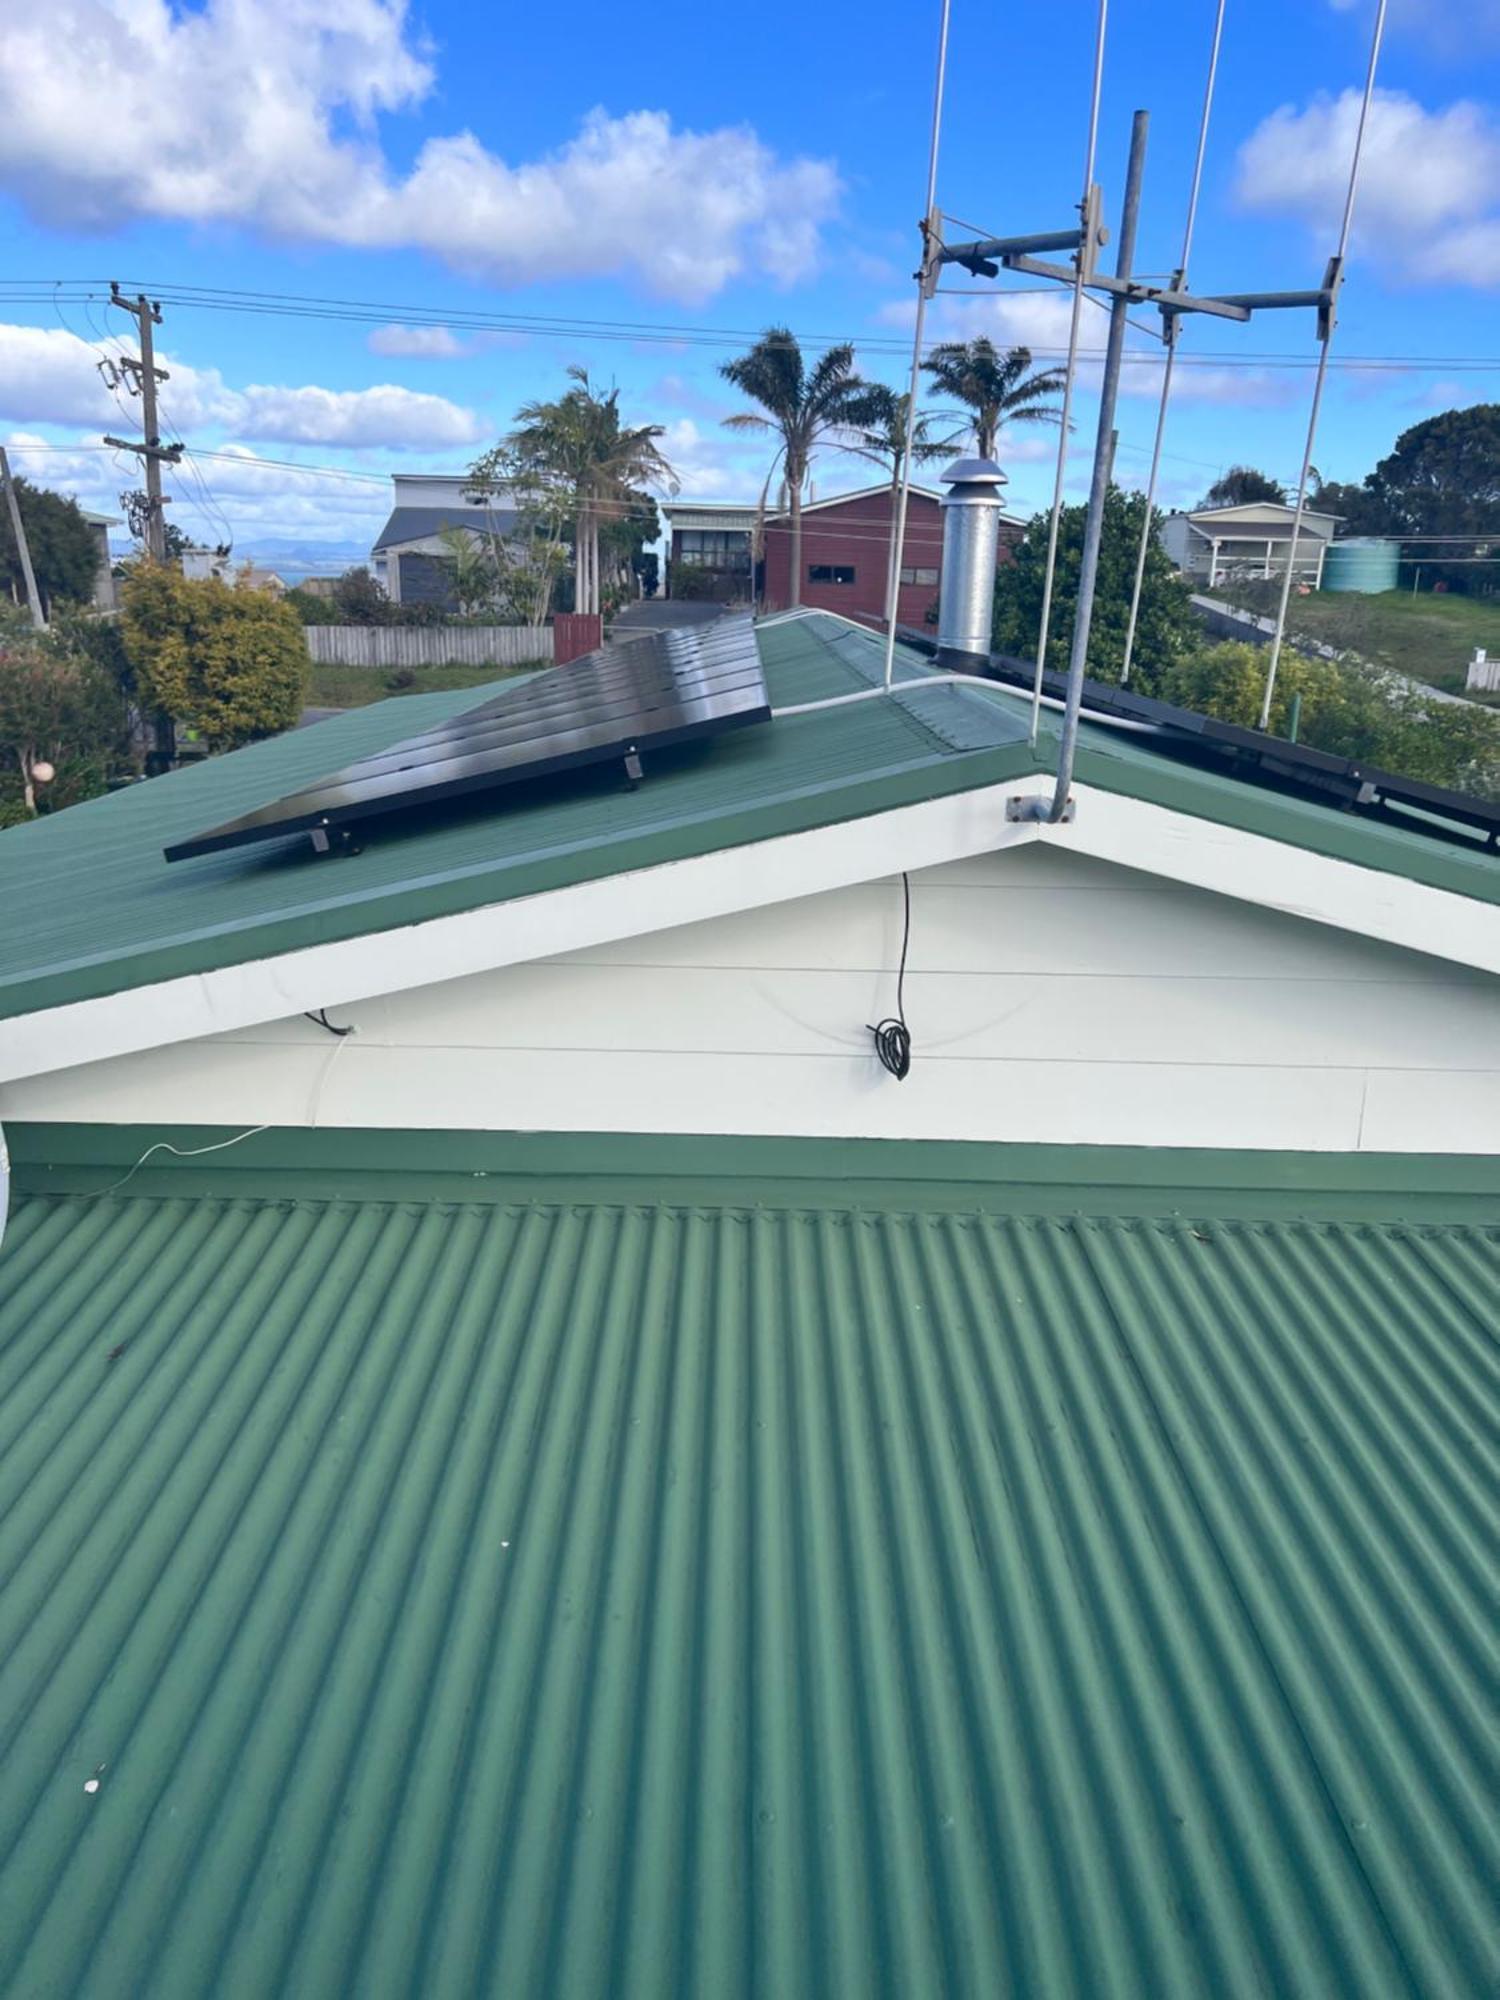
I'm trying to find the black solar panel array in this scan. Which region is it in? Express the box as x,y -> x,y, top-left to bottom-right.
165,614 -> 771,862
896,625 -> 1500,854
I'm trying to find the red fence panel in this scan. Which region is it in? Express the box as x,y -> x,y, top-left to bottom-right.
553,613 -> 604,665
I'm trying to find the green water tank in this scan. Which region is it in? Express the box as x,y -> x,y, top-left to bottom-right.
1323,537 -> 1401,593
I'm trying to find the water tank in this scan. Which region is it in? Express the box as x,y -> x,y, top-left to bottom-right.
936,457 -> 1008,666
1323,537 -> 1400,594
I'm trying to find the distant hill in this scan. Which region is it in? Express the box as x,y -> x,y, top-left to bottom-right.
108,535 -> 374,585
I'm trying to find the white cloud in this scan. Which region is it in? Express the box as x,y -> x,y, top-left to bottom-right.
0,321 -> 484,447
0,325 -> 119,426
367,324 -> 466,358
365,323 -> 529,359
1328,0 -> 1500,55
0,2 -> 840,302
7,430 -> 389,546
657,418 -> 748,498
1235,89 -> 1500,289
235,383 -> 484,448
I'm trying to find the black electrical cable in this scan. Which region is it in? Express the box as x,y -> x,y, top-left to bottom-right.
868,872 -> 913,1081
304,1008 -> 353,1037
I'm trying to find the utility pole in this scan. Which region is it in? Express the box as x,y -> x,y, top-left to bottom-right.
0,445 -> 46,630
105,284 -> 182,565
105,283 -> 183,770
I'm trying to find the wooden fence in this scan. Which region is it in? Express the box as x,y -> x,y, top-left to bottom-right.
302,625 -> 554,669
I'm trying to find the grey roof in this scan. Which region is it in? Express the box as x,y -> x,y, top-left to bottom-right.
1187,519 -> 1336,542
372,506 -> 518,551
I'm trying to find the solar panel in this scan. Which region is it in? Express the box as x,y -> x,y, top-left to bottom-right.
165,614 -> 771,863
897,624 -> 1500,854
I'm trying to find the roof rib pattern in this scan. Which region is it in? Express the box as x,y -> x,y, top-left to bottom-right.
0,1180 -> 1493,1997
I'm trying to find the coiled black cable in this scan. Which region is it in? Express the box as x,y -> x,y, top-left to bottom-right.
868,871 -> 913,1080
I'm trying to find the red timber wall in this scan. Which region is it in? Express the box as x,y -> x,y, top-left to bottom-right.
761,490 -> 1020,626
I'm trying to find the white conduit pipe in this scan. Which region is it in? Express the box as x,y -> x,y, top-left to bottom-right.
1119,0 -> 1226,687
882,0 -> 953,692
1030,0 -> 1110,747
1258,0 -> 1389,731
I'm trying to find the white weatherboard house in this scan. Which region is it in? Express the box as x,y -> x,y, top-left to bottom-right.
3,610 -> 1495,1149
370,470 -> 515,606
1159,499 -> 1341,588
0,609 -> 1495,1996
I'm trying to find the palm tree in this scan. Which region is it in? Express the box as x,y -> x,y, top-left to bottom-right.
921,338 -> 1066,461
508,368 -> 676,617
844,388 -> 962,498
843,387 -> 963,624
720,328 -> 875,607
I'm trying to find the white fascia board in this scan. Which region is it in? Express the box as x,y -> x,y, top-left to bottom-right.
4,777 -> 1495,1087
1059,781 -> 1500,978
0,783 -> 1039,1085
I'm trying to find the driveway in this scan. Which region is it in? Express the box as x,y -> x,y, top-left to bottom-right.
609,600 -> 728,639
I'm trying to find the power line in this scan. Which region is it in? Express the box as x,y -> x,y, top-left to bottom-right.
1,277 -> 1497,375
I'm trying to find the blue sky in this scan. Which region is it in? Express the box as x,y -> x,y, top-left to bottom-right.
0,0 -> 1495,562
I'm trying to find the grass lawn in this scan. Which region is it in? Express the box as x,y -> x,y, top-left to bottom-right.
306,656 -> 548,709
1273,590 -> 1500,699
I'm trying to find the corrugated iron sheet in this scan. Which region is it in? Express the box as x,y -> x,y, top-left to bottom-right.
0,1186 -> 1494,1996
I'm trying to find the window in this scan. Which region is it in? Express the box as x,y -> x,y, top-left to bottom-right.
808,564 -> 856,585
677,528 -> 750,570
899,566 -> 939,586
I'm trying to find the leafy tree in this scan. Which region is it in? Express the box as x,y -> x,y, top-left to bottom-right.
598,489 -> 661,613
0,479 -> 100,615
119,489 -> 191,561
1198,465 -> 1288,509
464,446 -> 574,626
1307,474 -> 1388,537
993,488 -> 1198,681
283,585 -> 338,625
1366,405 -> 1500,535
332,565 -> 392,623
1364,405 -> 1500,592
0,608 -> 130,819
487,369 -> 675,618
121,564 -> 308,752
436,527 -> 501,617
719,329 -> 875,607
920,339 -> 1064,460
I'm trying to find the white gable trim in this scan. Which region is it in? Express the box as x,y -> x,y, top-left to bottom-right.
2,779 -> 1495,1086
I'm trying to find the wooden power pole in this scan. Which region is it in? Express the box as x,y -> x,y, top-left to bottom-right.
0,445 -> 46,629
105,283 -> 184,769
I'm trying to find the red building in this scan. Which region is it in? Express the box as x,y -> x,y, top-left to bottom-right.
763,484 -> 950,626
665,483 -> 1024,627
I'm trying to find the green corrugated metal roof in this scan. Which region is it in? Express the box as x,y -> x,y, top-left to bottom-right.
0,614 -> 1494,1026
0,1132 -> 1494,1997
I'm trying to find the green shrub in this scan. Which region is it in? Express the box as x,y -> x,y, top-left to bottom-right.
121,563 -> 308,751
0,608 -> 131,816
1155,641 -> 1500,800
